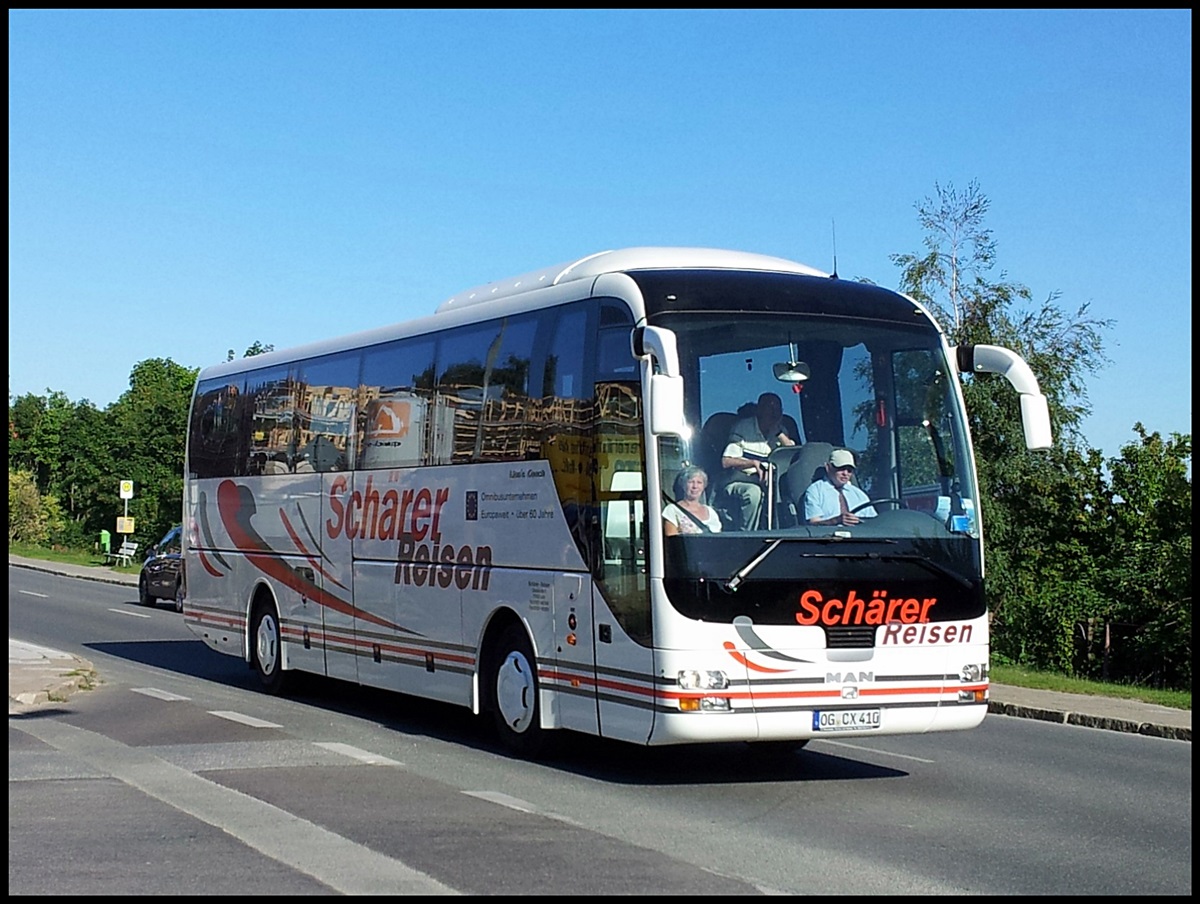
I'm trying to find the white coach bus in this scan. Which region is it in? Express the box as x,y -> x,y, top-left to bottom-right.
182,247 -> 1052,757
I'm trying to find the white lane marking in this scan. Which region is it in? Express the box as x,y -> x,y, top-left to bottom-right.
314,742 -> 403,766
109,608 -> 152,618
132,687 -> 191,701
18,590 -> 48,598
462,791 -> 584,827
819,739 -> 935,763
462,790 -> 539,813
208,711 -> 283,729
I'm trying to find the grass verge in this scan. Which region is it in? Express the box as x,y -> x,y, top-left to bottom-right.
990,663 -> 1189,711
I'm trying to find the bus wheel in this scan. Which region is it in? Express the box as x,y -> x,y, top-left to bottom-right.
138,575 -> 155,607
491,624 -> 548,757
251,601 -> 289,694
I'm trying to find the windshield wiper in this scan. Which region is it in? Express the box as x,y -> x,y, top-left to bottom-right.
724,539 -> 783,592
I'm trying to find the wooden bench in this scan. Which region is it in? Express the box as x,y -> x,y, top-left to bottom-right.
104,540 -> 139,567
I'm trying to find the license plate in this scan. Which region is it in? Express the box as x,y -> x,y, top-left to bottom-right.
813,708 -> 881,731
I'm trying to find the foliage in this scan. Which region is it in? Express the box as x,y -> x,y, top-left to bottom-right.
8,357 -> 199,556
108,358 -> 199,545
891,180 -> 1190,690
227,340 -> 274,361
9,469 -> 54,544
1102,426 -> 1192,688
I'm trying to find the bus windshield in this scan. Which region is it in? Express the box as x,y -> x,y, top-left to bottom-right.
655,310 -> 979,548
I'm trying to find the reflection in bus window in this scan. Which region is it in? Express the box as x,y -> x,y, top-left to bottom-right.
295,351 -> 358,472
358,335 -> 436,469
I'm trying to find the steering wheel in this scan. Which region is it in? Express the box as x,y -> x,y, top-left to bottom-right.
851,498 -> 903,514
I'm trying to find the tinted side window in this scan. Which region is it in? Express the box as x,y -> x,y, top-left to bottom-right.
435,316 -> 538,463
358,336 -> 436,469
189,377 -> 247,478
245,364 -> 296,475
475,315 -> 538,461
295,351 -> 359,472
593,303 -> 650,644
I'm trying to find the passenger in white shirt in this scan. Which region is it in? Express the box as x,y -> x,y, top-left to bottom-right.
719,392 -> 798,530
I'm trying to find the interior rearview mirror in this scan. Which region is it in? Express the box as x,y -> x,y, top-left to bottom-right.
772,360 -> 810,383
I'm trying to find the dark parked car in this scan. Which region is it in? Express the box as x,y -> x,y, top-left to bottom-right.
139,525 -> 184,612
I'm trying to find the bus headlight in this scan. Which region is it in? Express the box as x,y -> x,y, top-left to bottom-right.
678,669 -> 729,690
677,670 -> 732,712
958,662 -> 987,703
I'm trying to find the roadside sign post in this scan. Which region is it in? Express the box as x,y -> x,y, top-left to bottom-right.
118,480 -> 134,538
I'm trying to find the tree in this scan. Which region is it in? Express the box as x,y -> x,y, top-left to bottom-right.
107,358 -> 200,547
227,340 -> 275,361
891,180 -> 1111,447
8,468 -> 58,545
1101,425 -> 1191,687
890,180 -> 1118,676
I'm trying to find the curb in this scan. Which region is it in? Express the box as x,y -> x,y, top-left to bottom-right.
10,559 -> 137,587
988,700 -> 1191,742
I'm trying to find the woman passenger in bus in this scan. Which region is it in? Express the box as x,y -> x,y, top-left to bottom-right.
662,466 -> 723,535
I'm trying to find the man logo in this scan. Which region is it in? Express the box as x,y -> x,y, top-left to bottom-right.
369,400 -> 411,439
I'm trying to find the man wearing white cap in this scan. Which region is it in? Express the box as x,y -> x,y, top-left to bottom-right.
804,448 -> 876,526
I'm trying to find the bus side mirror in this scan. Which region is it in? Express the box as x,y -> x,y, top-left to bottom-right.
956,344 -> 1053,451
649,373 -> 687,436
634,325 -> 688,436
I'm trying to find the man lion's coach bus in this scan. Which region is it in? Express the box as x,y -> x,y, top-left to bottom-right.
182,247 -> 1052,757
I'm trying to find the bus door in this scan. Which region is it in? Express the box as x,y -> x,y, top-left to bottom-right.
294,354 -> 361,685
588,310 -> 656,744
591,465 -> 655,743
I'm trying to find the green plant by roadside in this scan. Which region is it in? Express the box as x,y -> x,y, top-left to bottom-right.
10,541 -> 140,573
990,663 -> 1189,711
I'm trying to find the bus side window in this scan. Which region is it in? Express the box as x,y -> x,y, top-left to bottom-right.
594,303 -> 650,645
538,303 -> 592,564
296,351 -> 359,472
358,336 -> 436,469
244,364 -> 296,475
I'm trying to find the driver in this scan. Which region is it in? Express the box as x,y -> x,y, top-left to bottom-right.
804,449 -> 877,526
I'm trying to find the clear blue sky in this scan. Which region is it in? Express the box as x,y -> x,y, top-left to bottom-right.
9,9 -> 1191,461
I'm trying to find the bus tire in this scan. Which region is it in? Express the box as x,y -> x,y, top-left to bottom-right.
491,624 -> 549,758
251,599 -> 289,695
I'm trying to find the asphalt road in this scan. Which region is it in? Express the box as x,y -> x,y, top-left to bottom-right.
9,562 -> 1192,895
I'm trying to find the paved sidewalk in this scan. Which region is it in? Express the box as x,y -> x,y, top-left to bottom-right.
8,638 -> 98,711
7,556 -> 1191,741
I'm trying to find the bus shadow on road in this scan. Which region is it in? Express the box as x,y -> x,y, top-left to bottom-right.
83,638 -> 907,785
